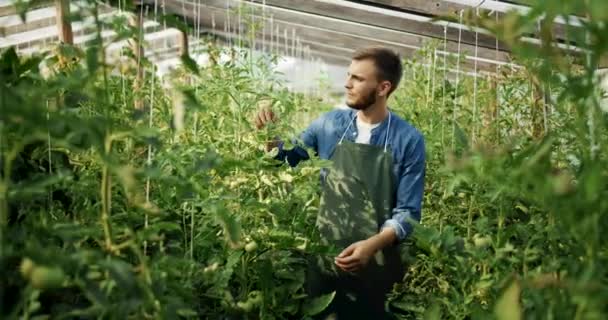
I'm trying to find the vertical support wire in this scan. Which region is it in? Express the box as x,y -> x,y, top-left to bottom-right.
162,0 -> 168,49
119,0 -> 127,109
47,100 -> 54,218
181,0 -> 188,25
238,2 -> 242,49
441,24 -> 448,148
584,21 -> 597,159
452,10 -> 464,150
530,76 -> 536,136
261,0 -> 266,54
212,12 -> 216,35
197,0 -> 201,53
291,29 -> 296,58
141,0 -> 151,256
284,29 -> 288,57
261,0 -> 267,84
430,49 -> 437,131
425,50 -> 433,111
250,2 -> 255,71
138,3 -> 143,77
543,85 -> 550,135
472,7 -> 480,145
494,10 -> 500,143
270,15 -> 274,56
226,0 -> 232,47
193,0 -> 200,136
0,85 -> 4,243
144,70 -> 155,256
276,25 -> 280,57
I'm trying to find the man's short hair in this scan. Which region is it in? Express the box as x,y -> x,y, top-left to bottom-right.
352,46 -> 403,96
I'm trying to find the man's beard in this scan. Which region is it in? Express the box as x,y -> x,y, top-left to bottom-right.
346,88 -> 377,110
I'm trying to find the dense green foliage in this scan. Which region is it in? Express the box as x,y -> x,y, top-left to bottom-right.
1,0 -> 607,319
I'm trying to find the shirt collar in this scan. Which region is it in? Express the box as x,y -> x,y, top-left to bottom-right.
348,108 -> 392,133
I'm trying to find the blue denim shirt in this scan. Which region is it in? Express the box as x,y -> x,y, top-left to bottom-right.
276,108 -> 426,242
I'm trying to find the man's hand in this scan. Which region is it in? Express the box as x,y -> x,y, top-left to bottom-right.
253,101 -> 281,151
334,240 -> 377,273
254,101 -> 277,129
334,227 -> 398,273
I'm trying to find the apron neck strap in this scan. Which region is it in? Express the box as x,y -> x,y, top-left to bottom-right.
384,112 -> 391,153
338,113 -> 357,145
338,111 -> 392,151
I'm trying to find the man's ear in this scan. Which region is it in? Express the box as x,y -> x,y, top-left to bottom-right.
378,81 -> 392,97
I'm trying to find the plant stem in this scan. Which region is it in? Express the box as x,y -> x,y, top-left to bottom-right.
0,94 -> 5,243
93,0 -> 115,252
1,144 -> 21,245
497,205 -> 504,246
101,163 -> 113,251
0,181 -> 7,247
467,195 -> 475,240
190,207 -> 194,260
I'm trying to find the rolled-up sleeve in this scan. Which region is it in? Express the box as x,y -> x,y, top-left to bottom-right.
382,134 -> 426,241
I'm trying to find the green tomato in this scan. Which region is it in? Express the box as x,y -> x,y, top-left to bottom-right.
244,241 -> 258,252
19,258 -> 35,279
237,300 -> 253,312
223,290 -> 234,302
30,266 -> 65,289
248,291 -> 263,306
220,290 -> 234,309
296,241 -> 308,251
203,262 -> 219,273
473,234 -> 492,248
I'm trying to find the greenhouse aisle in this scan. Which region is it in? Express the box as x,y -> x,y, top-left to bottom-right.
1,1 -> 607,319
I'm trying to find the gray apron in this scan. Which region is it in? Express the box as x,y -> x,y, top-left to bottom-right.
307,113 -> 404,319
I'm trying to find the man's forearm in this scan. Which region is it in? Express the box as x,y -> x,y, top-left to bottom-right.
367,227 -> 398,252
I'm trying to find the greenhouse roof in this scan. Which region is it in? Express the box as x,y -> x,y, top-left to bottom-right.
160,0 -> 587,72
0,0 -> 593,78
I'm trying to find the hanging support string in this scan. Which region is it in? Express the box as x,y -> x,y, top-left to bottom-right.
472,7 -> 480,145
425,50 -> 433,111
494,10 -> 500,143
47,100 -> 54,218
452,10 -> 464,150
430,49 -> 437,131
226,0 -> 232,47
441,24 -> 448,148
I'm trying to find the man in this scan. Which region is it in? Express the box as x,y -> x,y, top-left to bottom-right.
255,46 -> 425,319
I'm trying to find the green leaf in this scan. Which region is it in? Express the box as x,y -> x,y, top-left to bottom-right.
303,291 -> 335,316
515,203 -> 529,213
215,251 -> 243,289
159,14 -> 190,33
176,308 -> 198,317
99,259 -> 137,292
9,171 -> 72,200
54,223 -> 103,242
214,205 -> 241,247
86,47 -> 99,74
17,55 -> 43,76
423,303 -> 441,320
390,300 -> 425,313
454,123 -> 469,150
181,88 -> 203,111
13,0 -> 38,22
181,54 -> 200,76
495,279 -> 521,320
